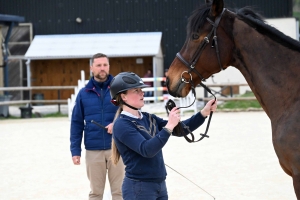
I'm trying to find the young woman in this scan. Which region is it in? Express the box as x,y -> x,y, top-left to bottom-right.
109,72 -> 217,200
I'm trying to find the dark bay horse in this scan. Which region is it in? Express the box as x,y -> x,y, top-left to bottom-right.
166,0 -> 300,198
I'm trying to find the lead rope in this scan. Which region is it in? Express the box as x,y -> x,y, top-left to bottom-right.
165,163 -> 216,199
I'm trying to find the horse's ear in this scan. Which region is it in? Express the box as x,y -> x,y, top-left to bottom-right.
210,0 -> 224,17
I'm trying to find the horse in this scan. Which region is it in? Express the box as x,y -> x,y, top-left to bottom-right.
166,0 -> 300,198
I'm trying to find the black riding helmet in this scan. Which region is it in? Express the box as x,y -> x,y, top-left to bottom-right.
110,72 -> 149,107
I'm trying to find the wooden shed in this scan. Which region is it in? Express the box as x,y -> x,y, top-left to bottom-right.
24,32 -> 164,100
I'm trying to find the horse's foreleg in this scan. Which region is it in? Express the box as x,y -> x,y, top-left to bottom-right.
293,174 -> 300,199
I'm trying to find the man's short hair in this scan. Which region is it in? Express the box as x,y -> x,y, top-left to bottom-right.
92,53 -> 109,63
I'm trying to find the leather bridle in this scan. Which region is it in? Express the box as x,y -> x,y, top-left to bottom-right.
170,9 -> 227,143
176,8 -> 226,84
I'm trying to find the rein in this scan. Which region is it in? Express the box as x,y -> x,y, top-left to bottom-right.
165,82 -> 216,143
167,9 -> 226,143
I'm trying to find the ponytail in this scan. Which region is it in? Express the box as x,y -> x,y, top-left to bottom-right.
111,94 -> 123,165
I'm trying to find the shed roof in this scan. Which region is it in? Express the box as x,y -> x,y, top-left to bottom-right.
25,32 -> 163,60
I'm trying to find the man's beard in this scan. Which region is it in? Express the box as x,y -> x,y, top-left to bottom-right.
95,71 -> 108,81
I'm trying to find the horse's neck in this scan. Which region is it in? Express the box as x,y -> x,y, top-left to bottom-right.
231,20 -> 300,119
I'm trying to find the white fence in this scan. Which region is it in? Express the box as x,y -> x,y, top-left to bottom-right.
67,71 -> 197,120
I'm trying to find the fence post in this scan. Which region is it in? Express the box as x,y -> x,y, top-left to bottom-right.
81,70 -> 85,84
57,90 -> 61,113
68,98 -> 71,120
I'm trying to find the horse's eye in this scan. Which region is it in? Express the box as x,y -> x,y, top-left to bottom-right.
192,34 -> 200,40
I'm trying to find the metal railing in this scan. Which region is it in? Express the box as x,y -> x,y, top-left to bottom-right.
0,86 -> 76,113
0,77 -> 255,118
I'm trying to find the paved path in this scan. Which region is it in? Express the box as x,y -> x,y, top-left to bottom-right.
0,111 -> 296,199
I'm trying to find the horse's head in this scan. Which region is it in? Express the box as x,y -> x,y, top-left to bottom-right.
167,0 -> 234,97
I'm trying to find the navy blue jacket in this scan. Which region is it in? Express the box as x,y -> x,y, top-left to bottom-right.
113,112 -> 206,182
70,75 -> 118,157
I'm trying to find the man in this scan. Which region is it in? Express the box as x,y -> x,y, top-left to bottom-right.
70,53 -> 124,200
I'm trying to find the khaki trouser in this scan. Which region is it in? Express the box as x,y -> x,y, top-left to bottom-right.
86,150 -> 125,200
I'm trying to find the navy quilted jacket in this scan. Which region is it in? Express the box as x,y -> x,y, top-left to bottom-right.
70,75 -> 118,157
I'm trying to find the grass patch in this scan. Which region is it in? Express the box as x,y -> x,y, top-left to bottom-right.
42,112 -> 68,118
218,91 -> 261,110
0,115 -> 19,120
293,11 -> 300,19
0,112 -> 67,120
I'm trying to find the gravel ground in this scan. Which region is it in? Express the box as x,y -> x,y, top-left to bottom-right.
0,109 -> 296,200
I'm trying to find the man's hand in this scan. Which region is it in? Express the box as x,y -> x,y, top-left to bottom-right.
72,156 -> 81,165
106,123 -> 113,134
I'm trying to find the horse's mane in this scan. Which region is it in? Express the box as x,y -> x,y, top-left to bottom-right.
187,4 -> 300,52
237,7 -> 300,51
